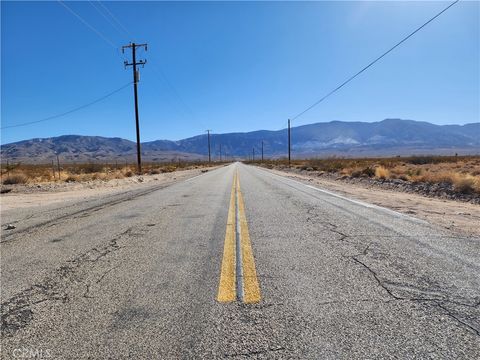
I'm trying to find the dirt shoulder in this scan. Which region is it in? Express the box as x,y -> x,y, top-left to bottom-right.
264,167 -> 480,237
0,166 -> 216,212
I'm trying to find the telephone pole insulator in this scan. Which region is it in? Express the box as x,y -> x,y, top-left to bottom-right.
122,42 -> 147,174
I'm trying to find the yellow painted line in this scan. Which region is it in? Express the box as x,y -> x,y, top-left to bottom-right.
217,171 -> 237,302
236,175 -> 262,304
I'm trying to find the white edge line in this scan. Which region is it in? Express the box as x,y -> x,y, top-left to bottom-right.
254,166 -> 428,224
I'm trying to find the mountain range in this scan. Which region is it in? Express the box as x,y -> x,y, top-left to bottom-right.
1,119 -> 479,163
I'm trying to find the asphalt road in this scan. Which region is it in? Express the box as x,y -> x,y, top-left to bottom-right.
1,163 -> 479,359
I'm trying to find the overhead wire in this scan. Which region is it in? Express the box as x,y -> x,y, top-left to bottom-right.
96,0 -> 135,39
8,1 -> 461,135
90,1 -> 204,129
1,82 -> 133,130
2,2 -> 136,130
88,0 -> 130,41
57,0 -> 118,49
58,0 -> 128,62
290,0 -> 460,121
149,60 -> 196,117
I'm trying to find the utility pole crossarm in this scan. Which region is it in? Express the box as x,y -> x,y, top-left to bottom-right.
124,60 -> 147,68
122,43 -> 148,49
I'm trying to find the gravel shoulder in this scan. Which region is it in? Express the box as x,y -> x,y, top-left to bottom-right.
263,167 -> 480,237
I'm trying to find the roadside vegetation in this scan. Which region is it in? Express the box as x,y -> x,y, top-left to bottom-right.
248,155 -> 480,195
0,161 -> 224,186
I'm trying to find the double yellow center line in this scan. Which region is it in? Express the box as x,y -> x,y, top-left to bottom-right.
217,170 -> 261,304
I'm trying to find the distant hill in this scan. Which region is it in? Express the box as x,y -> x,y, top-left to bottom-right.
0,135 -> 202,164
1,119 -> 479,163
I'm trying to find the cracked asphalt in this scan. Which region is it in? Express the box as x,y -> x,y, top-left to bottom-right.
1,163 -> 479,359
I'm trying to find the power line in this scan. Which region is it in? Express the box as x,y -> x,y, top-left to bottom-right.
57,0 -> 118,49
1,82 -> 132,130
1,3 -> 133,130
81,0 -> 199,129
85,1 -> 201,130
58,1 -> 129,63
97,1 -> 135,39
149,59 -> 195,118
93,2 -> 199,125
291,0 -> 460,121
102,4 -> 197,121
88,0 -> 128,41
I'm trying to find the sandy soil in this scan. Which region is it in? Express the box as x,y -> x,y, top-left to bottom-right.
0,167 -> 212,212
267,168 -> 480,237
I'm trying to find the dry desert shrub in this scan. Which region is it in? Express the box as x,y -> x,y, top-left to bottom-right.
64,175 -> 77,183
453,174 -> 479,194
409,171 -> 480,194
375,166 -> 390,179
256,156 -> 480,195
161,165 -> 177,173
2,174 -> 28,185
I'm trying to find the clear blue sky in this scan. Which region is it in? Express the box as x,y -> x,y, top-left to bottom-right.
1,1 -> 479,144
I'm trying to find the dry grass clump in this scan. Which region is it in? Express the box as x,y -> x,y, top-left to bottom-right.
64,175 -> 77,183
340,166 -> 375,178
374,166 -> 390,179
2,174 -> 28,185
254,155 -> 480,194
453,175 -> 478,194
161,165 -> 177,173
414,171 -> 480,193
0,160 -> 222,186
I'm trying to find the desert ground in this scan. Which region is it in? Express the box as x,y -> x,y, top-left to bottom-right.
2,158 -> 478,237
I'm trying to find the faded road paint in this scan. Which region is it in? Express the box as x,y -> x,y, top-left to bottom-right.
217,169 -> 261,303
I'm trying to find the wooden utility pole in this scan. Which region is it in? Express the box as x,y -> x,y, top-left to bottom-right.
56,155 -> 61,179
288,119 -> 291,166
206,130 -> 212,163
122,42 -> 147,174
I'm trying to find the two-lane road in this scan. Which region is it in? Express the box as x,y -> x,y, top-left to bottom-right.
1,163 -> 479,358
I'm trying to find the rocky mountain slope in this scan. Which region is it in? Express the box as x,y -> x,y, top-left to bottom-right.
1,119 -> 478,163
